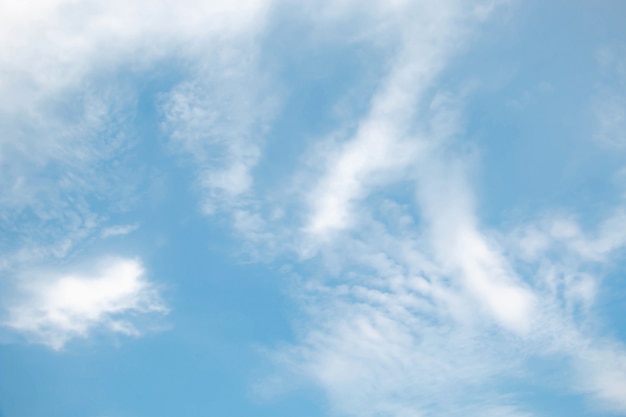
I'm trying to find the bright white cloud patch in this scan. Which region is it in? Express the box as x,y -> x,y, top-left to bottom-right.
3,258 -> 166,350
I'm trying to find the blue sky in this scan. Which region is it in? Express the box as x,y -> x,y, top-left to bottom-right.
1,0 -> 626,416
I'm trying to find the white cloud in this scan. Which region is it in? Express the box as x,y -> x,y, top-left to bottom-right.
304,0 -> 468,237
263,224 -> 535,416
161,49 -> 277,213
2,257 -> 166,350
306,120 -> 422,235
237,2 -> 626,416
509,209 -> 626,264
294,0 -> 535,337
0,0 -> 275,206
0,0 -> 274,348
414,152 -> 536,334
0,0 -> 274,207
251,2 -> 548,408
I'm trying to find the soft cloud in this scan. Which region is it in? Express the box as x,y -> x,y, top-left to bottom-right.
0,0 -> 274,349
3,257 -> 167,350
0,0 -> 274,207
0,0 -> 276,232
575,343 -> 626,413
238,2 -> 551,414
304,0 -> 468,237
235,2 -> 626,416
414,152 -> 536,334
161,50 -> 276,214
306,120 -> 421,235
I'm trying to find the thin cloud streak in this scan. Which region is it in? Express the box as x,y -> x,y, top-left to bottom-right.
101,224 -> 140,238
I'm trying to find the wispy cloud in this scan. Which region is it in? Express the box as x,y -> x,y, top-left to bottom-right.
592,46 -> 626,147
2,0 -> 626,414
0,0 -> 275,348
593,92 -> 626,147
161,47 -> 277,214
218,2 -> 626,416
101,224 -> 140,239
2,257 -> 167,350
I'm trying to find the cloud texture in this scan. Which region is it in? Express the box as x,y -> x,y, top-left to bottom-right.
1,0 -> 626,416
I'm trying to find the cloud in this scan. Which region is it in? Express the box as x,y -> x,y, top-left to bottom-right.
592,46 -> 626,147
231,2 -> 626,416
160,48 -> 277,214
306,120 -> 422,235
0,0 -> 276,210
593,92 -> 626,147
510,209 -> 626,264
235,1 -> 553,414
101,224 -> 140,238
3,0 -> 626,414
0,0 -> 274,348
303,1 -> 468,237
413,150 -> 537,334
2,257 -> 167,350
574,342 -> 626,413
0,0 -> 275,212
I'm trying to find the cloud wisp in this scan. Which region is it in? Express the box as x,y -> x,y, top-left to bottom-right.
101,224 -> 140,239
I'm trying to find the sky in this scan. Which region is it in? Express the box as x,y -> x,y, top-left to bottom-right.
1,0 -> 626,416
